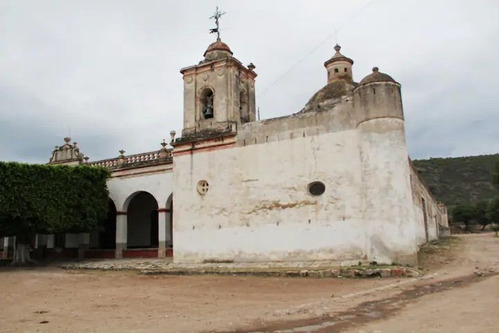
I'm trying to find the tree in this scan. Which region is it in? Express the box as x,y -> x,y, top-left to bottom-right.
486,196 -> 499,225
475,200 -> 491,231
452,204 -> 477,232
0,162 -> 109,264
492,161 -> 499,185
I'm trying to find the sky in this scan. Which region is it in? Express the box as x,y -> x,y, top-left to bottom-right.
0,0 -> 498,163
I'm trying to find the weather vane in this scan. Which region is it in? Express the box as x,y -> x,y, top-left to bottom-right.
209,6 -> 225,41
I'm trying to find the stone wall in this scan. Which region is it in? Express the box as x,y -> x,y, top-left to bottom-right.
409,164 -> 449,245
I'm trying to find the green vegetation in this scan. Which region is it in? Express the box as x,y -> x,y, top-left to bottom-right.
412,154 -> 498,206
413,154 -> 498,231
0,162 -> 110,263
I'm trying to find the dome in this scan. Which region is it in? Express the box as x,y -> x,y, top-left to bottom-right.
203,39 -> 233,57
324,44 -> 354,67
307,81 -> 350,105
359,67 -> 396,85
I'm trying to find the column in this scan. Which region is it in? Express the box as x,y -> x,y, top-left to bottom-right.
78,233 -> 90,259
115,212 -> 127,258
47,235 -> 55,249
166,208 -> 173,247
157,208 -> 169,258
2,237 -> 9,259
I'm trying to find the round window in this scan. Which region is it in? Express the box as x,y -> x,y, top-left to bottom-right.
197,180 -> 209,195
308,181 -> 325,196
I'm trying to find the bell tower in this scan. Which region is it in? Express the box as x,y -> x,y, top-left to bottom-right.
179,7 -> 257,138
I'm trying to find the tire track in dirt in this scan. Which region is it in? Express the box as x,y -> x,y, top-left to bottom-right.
226,272 -> 498,333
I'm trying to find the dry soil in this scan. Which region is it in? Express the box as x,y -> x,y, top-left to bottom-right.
0,233 -> 497,333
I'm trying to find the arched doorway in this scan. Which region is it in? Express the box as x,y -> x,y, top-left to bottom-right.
127,191 -> 159,248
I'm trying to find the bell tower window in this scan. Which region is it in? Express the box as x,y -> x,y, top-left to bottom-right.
200,88 -> 214,119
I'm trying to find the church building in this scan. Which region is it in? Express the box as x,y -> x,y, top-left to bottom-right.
1,17 -> 449,265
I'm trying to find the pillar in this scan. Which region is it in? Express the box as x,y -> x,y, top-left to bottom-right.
78,233 -> 90,259
115,212 -> 127,258
2,237 -> 9,259
166,207 -> 173,247
157,208 -> 168,258
47,234 -> 55,248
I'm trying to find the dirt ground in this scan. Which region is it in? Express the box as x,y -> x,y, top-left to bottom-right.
0,233 -> 497,333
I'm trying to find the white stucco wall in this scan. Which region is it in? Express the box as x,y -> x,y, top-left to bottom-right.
358,118 -> 418,264
410,166 -> 448,246
173,129 -> 367,263
172,80 -> 439,265
107,168 -> 173,211
106,166 -> 173,251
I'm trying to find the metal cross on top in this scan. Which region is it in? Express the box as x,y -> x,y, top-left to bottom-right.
209,6 -> 225,41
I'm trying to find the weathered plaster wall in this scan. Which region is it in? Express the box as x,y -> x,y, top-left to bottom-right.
173,80 -> 431,265
173,122 -> 368,263
237,100 -> 355,146
181,59 -> 256,136
409,165 -> 449,245
358,118 -> 417,264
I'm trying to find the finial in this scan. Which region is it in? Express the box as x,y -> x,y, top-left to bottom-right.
64,137 -> 71,143
83,156 -> 89,164
248,63 -> 256,71
170,130 -> 176,142
372,67 -> 379,73
159,139 -> 170,158
209,6 -> 226,41
334,44 -> 341,53
118,150 -> 126,165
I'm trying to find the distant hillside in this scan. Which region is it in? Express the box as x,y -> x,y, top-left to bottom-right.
412,154 -> 499,207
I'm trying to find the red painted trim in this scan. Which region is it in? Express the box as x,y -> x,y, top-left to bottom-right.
116,211 -> 128,216
157,208 -> 171,213
175,142 -> 235,156
85,249 -> 116,259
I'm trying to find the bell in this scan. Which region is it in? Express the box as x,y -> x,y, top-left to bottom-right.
204,105 -> 214,118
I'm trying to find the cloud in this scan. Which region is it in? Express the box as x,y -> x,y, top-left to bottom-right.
0,0 -> 498,163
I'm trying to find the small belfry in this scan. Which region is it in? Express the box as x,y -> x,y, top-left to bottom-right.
179,7 -> 257,138
324,44 -> 354,84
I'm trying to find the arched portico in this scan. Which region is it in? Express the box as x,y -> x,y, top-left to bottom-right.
114,190 -> 173,258
127,191 -> 159,248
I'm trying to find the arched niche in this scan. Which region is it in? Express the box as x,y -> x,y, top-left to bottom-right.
199,87 -> 215,120
125,191 -> 159,248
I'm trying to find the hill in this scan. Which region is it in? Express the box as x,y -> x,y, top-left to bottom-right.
412,154 -> 499,207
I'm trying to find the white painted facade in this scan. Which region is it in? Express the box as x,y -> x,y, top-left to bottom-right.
171,42 -> 448,265
26,39 -> 447,265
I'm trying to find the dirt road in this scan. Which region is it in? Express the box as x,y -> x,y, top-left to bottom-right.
0,233 -> 497,333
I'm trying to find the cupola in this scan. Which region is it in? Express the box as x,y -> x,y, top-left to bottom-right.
324,44 -> 354,84
359,67 -> 397,85
203,38 -> 233,61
